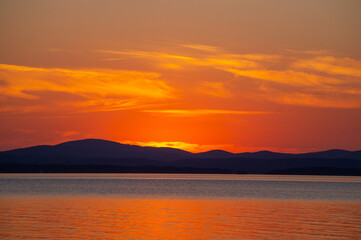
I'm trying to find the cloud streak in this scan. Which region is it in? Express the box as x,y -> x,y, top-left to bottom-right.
99,44 -> 361,109
0,64 -> 176,113
142,109 -> 270,116
198,81 -> 232,98
293,56 -> 361,78
2,44 -> 360,115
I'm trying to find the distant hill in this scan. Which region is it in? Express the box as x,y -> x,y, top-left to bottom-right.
0,139 -> 360,175
194,150 -> 235,159
0,139 -> 192,163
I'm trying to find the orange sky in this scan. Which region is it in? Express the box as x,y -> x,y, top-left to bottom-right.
0,0 -> 360,153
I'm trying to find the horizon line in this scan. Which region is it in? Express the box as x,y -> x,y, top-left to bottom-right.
1,138 -> 360,155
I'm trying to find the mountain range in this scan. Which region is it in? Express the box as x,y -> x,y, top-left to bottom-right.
1,139 -> 360,175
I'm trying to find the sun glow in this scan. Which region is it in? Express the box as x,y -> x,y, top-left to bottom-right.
120,141 -> 235,153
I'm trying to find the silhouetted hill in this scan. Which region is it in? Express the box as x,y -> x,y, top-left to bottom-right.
298,149 -> 361,159
0,139 -> 360,175
1,139 -> 192,163
194,150 -> 234,159
235,151 -> 294,159
234,149 -> 361,160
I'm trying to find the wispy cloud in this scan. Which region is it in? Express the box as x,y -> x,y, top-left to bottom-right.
271,92 -> 360,109
98,49 -> 267,70
198,81 -> 232,98
293,56 -> 361,78
60,130 -> 79,137
142,109 -> 269,116
3,43 -> 359,116
98,44 -> 361,109
181,43 -> 220,52
0,64 -> 176,113
224,69 -> 341,86
99,57 -> 127,61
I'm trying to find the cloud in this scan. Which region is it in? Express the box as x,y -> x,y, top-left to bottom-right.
0,64 -> 176,113
271,92 -> 360,109
256,83 -> 361,109
142,109 -> 270,116
198,81 -> 232,98
98,50 -> 203,67
205,56 -> 258,69
6,44 -> 357,114
293,56 -> 361,78
100,42 -> 359,109
286,49 -> 331,56
224,68 -> 341,86
98,49 -> 269,71
99,44 -> 359,82
72,98 -> 141,112
0,64 -> 174,99
182,44 -> 220,52
99,57 -> 127,61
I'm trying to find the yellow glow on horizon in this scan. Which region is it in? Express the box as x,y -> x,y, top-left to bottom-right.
120,140 -> 235,153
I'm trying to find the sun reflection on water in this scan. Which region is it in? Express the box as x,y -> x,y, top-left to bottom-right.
1,196 -> 360,239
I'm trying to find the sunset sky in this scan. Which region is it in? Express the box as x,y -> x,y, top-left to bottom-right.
1,0 -> 360,153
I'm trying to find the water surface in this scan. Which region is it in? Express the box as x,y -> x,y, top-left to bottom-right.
1,174 -> 360,239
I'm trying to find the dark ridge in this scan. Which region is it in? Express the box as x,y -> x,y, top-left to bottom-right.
0,138 -> 360,175
1,138 -> 193,161
194,150 -> 234,159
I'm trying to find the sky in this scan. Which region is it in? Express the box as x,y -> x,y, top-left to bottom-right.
0,0 -> 360,153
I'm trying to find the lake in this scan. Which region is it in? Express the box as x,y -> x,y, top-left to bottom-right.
0,174 -> 360,239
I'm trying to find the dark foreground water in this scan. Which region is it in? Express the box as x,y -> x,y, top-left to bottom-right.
0,174 -> 360,239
